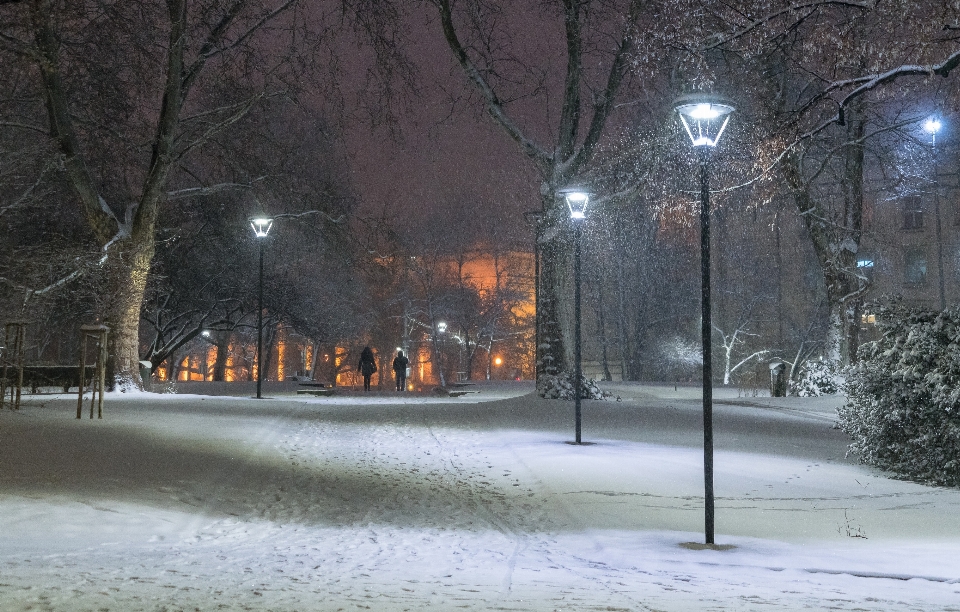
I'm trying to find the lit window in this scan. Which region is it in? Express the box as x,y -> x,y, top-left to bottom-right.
856,258 -> 874,268
861,313 -> 877,325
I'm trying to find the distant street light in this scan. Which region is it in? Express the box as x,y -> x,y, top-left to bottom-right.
675,93 -> 734,545
250,216 -> 273,399
435,321 -> 448,386
560,188 -> 590,444
925,117 -> 946,310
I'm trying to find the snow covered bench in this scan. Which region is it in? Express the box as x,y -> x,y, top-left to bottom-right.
296,382 -> 334,396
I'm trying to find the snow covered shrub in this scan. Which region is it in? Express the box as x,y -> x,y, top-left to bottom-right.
537,372 -> 607,400
791,357 -> 843,396
839,303 -> 960,487
113,374 -> 141,393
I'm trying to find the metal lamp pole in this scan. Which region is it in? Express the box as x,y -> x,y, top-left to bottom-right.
574,219 -> 583,443
926,118 -> 946,310
561,189 -> 590,445
698,146 -> 715,542
257,239 -> 265,398
675,95 -> 734,545
251,217 -> 273,399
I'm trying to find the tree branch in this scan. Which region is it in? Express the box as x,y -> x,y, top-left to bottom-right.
166,182 -> 253,201
569,0 -> 644,177
29,0 -> 117,244
700,0 -> 872,51
433,0 -> 551,172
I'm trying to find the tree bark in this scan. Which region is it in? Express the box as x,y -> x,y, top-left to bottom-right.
212,332 -> 230,381
103,240 -> 156,387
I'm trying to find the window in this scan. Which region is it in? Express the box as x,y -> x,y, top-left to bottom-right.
902,196 -> 924,230
904,249 -> 927,284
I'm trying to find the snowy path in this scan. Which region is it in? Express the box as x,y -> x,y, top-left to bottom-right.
1,384 -> 959,611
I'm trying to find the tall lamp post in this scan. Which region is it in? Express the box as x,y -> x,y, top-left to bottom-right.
560,188 -> 590,444
925,117 -> 946,310
675,94 -> 734,545
250,216 -> 273,399
435,321 -> 448,387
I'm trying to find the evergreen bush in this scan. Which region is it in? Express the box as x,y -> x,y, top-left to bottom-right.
791,357 -> 842,396
839,303 -> 960,486
537,372 -> 608,400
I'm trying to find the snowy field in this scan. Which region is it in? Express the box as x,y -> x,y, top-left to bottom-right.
1,381 -> 959,611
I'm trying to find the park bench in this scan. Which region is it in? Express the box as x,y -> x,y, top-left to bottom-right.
433,385 -> 480,398
0,365 -> 95,393
296,381 -> 335,396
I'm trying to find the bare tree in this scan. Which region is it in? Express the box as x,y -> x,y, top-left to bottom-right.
427,0 -> 649,382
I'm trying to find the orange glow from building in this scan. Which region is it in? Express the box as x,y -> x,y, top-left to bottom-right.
206,347 -> 216,381
444,252 -> 535,318
277,335 -> 285,382
225,344 -> 236,382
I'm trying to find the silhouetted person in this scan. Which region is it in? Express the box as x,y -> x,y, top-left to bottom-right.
392,350 -> 409,391
357,346 -> 377,391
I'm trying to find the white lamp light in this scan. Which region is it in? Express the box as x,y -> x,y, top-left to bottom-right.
924,117 -> 942,134
560,189 -> 591,220
675,94 -> 735,148
250,217 -> 273,238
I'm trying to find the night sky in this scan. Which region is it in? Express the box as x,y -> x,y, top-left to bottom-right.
339,6 -> 562,234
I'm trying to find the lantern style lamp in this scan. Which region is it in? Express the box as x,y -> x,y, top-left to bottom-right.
675,95 -> 735,148
250,217 -> 273,238
674,93 -> 734,546
562,190 -> 590,220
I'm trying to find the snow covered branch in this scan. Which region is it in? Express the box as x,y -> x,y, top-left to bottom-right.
166,182 -> 253,202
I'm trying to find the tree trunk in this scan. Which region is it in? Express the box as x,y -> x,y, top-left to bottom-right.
536,202 -> 568,382
212,332 -> 230,381
591,267 -> 612,381
103,239 -> 155,389
784,104 -> 867,366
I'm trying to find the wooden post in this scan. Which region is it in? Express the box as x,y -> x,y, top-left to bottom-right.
76,331 -> 87,419
77,325 -> 109,419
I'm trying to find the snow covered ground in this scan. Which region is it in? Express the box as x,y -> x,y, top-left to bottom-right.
1,381 -> 959,611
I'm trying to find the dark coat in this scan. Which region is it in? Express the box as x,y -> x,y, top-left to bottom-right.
392,354 -> 409,373
358,347 -> 377,376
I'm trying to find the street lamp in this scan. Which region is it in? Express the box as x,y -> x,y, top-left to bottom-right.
675,93 -> 734,545
435,321 -> 448,387
925,117 -> 946,310
250,216 -> 273,399
560,188 -> 590,444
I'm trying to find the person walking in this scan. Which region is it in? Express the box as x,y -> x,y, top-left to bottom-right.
357,346 -> 377,391
392,350 -> 409,392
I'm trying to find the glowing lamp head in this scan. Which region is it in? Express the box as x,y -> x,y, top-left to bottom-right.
560,189 -> 591,221
250,217 -> 273,238
494,356 -> 503,366
674,94 -> 735,148
924,118 -> 942,134
436,321 -> 447,334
